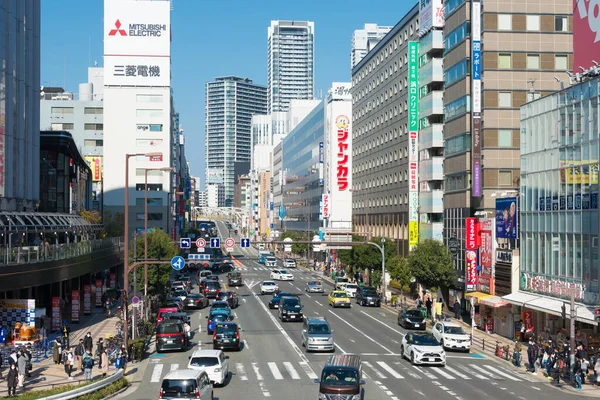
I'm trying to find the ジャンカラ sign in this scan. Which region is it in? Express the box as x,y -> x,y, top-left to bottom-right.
336,116 -> 350,191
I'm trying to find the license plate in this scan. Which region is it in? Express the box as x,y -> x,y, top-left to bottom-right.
369,302 -> 374,304
222,339 -> 230,343
428,358 -> 435,362
290,316 -> 296,319
167,340 -> 174,344
414,324 -> 420,327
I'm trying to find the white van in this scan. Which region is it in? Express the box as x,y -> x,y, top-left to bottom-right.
187,349 -> 229,386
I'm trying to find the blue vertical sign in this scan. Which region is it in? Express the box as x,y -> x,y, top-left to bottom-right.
279,206 -> 286,220
319,142 -> 324,163
318,141 -> 324,186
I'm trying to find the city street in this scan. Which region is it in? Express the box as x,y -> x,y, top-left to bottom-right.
121,221 -> 581,399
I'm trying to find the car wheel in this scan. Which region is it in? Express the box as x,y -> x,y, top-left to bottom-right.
410,352 -> 415,365
400,345 -> 404,359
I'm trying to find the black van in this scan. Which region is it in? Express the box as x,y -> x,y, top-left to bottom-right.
314,354 -> 365,399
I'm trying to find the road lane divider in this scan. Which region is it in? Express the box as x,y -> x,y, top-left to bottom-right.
360,310 -> 405,336
327,310 -> 394,354
150,364 -> 163,383
236,363 -> 248,381
334,343 -> 347,354
315,301 -> 324,307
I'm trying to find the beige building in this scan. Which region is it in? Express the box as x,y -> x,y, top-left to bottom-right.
258,171 -> 272,236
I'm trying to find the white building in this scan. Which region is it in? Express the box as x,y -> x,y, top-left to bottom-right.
206,184 -> 223,208
251,112 -> 286,146
197,190 -> 208,208
103,0 -> 175,236
1,0 -> 41,212
268,20 -> 315,113
350,23 -> 393,70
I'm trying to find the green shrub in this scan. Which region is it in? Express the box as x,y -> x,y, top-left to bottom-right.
77,378 -> 129,400
127,337 -> 146,361
13,376 -> 128,399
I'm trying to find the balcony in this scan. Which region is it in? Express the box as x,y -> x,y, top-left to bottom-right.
419,190 -> 444,214
419,123 -> 444,149
419,91 -> 444,117
419,30 -> 444,54
419,58 -> 444,86
419,222 -> 444,242
419,157 -> 444,181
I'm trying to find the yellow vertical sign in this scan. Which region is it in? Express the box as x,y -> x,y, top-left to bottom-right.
409,221 -> 419,247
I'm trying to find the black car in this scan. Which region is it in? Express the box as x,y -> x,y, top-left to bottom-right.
356,287 -> 381,307
268,292 -> 295,309
185,293 -> 209,309
398,308 -> 427,330
279,296 -> 303,322
203,281 -> 222,299
164,297 -> 185,312
156,321 -> 187,352
216,291 -> 239,309
213,322 -> 241,351
227,272 -> 243,287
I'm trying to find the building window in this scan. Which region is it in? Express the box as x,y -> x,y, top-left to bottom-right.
84,123 -> 103,130
445,96 -> 470,120
555,16 -> 568,32
136,109 -> 164,117
135,213 -> 162,221
135,198 -> 163,206
63,123 -> 74,130
498,92 -> 512,107
498,171 -> 513,185
83,139 -> 103,147
498,14 -> 512,30
498,53 -> 512,68
526,15 -> 540,31
555,55 -> 568,70
445,59 -> 469,86
84,107 -> 103,114
136,94 -> 163,102
136,183 -> 163,191
527,54 -> 540,69
498,130 -> 512,147
51,107 -> 74,114
51,123 -> 74,131
136,169 -> 164,177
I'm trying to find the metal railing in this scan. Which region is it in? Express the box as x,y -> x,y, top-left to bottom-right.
0,237 -> 123,266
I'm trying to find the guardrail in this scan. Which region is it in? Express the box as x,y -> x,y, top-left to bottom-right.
39,369 -> 124,400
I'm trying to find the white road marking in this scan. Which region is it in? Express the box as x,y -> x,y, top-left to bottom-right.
391,339 -> 399,344
295,286 -> 302,291
483,365 -> 521,381
243,339 -> 249,349
430,367 -> 456,380
150,364 -> 163,383
443,365 -> 470,380
299,361 -> 318,380
334,343 -> 347,354
170,364 -> 179,372
283,362 -> 301,380
413,366 -> 436,379
315,301 -> 324,307
268,362 -> 284,380
252,362 -> 264,380
376,361 -> 404,378
259,381 -> 271,397
349,339 -> 355,343
363,361 -> 387,379
236,363 -> 248,381
497,365 -> 536,382
456,364 -> 485,379
393,361 -> 421,379
360,310 -> 405,336
469,364 -> 497,379
304,293 -> 311,298
328,311 -> 394,354
532,386 -> 541,391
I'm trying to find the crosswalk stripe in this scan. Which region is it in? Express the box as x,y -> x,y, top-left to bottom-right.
483,365 -> 521,381
299,361 -> 318,380
362,361 -> 387,379
170,364 -> 179,372
429,367 -> 456,380
268,362 -> 284,380
497,365 -> 536,382
456,364 -> 486,379
252,362 -> 264,380
150,364 -> 163,383
470,364 -> 497,379
376,361 -> 404,379
236,363 -> 248,381
283,362 -> 301,380
413,366 -> 436,379
392,362 -> 422,379
444,365 -> 471,379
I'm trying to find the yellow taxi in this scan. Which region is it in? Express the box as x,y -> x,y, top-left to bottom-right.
328,290 -> 352,308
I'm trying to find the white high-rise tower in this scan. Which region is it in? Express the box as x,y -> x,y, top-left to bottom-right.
350,23 -> 393,70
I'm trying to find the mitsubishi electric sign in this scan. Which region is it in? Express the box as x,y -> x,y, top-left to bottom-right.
104,0 -> 170,86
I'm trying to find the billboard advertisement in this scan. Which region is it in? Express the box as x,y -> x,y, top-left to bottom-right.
418,0 -> 444,35
327,83 -> 352,102
471,0 -> 482,198
84,156 -> 102,182
495,197 -> 518,239
465,250 -> 478,291
322,194 -> 330,218
207,168 -> 224,185
479,218 -> 493,268
408,41 -> 419,250
574,0 -> 600,72
465,217 -> 478,249
560,161 -> 599,184
104,0 -> 170,86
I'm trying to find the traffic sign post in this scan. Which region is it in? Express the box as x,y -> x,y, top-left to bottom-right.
196,238 -> 206,248
180,238 -> 191,249
132,296 -> 140,305
210,238 -> 220,248
240,238 -> 251,248
225,238 -> 235,248
171,256 -> 185,271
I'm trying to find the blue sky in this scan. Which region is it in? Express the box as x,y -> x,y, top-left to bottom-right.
41,0 -> 414,187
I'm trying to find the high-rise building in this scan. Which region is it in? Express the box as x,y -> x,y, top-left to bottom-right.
1,0 -> 41,212
351,23 -> 393,70
268,20 -> 315,113
205,76 -> 267,206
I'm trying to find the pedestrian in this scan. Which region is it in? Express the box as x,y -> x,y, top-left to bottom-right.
581,356 -> 590,385
519,320 -> 526,342
100,348 -> 108,378
52,339 -> 61,365
16,350 -> 26,388
8,350 -> 17,367
64,349 -> 74,380
6,364 -> 17,397
453,300 -> 461,320
594,356 -> 600,385
96,338 -> 104,369
425,297 -> 432,319
23,346 -> 32,378
527,339 -> 537,372
61,321 -> 70,349
83,332 -> 93,353
574,356 -> 583,390
435,298 -> 443,321
82,350 -> 94,382
513,340 -> 522,368
74,338 -> 84,371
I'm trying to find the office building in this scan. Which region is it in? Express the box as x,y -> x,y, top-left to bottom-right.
251,112 -> 287,146
207,184 -> 224,208
268,20 -> 315,113
103,0 -> 175,236
198,190 -> 208,208
351,23 -> 393,70
442,0 -> 572,293
1,0 -> 41,212
350,4 -> 420,254
40,68 -> 105,211
234,174 -> 251,209
205,76 -> 267,206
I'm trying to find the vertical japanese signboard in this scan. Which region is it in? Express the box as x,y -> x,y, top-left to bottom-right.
408,41 -> 420,250
465,217 -> 478,250
336,115 -> 350,191
71,290 -> 80,323
51,297 -> 61,331
322,194 -> 330,219
83,285 -> 92,315
109,273 -> 116,289
465,250 -> 478,291
95,280 -> 103,307
479,218 -> 493,294
471,0 -> 482,197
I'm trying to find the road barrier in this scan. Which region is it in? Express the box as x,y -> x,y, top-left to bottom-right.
39,369 -> 124,400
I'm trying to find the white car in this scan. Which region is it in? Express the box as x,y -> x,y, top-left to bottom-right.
265,256 -> 278,267
270,269 -> 294,281
400,332 -> 446,366
187,349 -> 229,386
341,283 -> 358,297
260,281 -> 279,295
284,259 -> 297,268
432,320 -> 471,352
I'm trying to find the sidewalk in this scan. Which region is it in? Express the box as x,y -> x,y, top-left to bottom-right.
0,308 -> 120,398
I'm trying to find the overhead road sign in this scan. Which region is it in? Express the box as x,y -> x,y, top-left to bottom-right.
196,238 -> 206,248
210,238 -> 220,248
171,256 -> 185,271
180,238 -> 191,249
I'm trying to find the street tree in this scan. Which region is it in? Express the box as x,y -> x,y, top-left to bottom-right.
387,255 -> 411,292
280,231 -> 309,254
103,211 -> 124,237
79,209 -> 101,224
129,229 -> 178,295
351,236 -> 396,271
408,239 -> 456,291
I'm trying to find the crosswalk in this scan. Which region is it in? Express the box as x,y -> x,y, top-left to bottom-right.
148,359 -> 535,384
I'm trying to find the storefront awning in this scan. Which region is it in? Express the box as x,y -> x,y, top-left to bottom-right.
465,292 -> 493,304
479,295 -> 510,308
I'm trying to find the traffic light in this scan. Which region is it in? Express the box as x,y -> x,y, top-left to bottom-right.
595,308 -> 600,323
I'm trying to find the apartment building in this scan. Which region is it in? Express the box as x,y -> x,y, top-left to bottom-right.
351,23 -> 393,70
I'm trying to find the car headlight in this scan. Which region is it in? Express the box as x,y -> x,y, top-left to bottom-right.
282,310 -> 287,313
319,394 -> 327,400
351,395 -> 362,400
405,318 -> 412,322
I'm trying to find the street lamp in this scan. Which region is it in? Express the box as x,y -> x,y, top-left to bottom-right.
123,151 -> 162,347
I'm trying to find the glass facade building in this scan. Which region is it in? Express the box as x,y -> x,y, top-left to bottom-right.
520,79 -> 600,306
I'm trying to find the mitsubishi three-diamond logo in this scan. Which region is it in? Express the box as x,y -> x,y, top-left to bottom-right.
108,19 -> 127,36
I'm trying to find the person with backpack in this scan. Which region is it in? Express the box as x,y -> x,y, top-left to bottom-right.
74,338 -> 85,371
96,338 -> 104,369
82,350 -> 94,382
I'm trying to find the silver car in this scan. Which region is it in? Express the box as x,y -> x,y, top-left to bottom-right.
302,317 -> 334,352
305,280 -> 324,293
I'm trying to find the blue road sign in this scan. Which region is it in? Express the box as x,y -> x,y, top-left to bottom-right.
240,238 -> 251,248
189,254 -> 210,260
171,256 -> 185,271
210,238 -> 220,248
180,238 -> 191,249
132,296 -> 140,304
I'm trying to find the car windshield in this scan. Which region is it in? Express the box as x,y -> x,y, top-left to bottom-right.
406,310 -> 423,318
321,368 -> 358,385
308,281 -> 321,286
280,270 -> 289,274
211,313 -> 229,321
189,356 -> 219,367
267,257 -> 276,261
230,273 -> 241,278
161,379 -> 196,395
345,284 -> 357,289
283,299 -> 301,308
206,282 -> 220,289
332,292 -> 347,298
273,292 -> 292,299
364,290 -> 378,296
157,324 -> 182,334
187,294 -> 201,299
263,282 -> 275,286
308,324 -> 331,334
216,324 -> 237,334
444,326 -> 466,335
211,302 -> 228,309
336,278 -> 348,283
412,335 -> 439,346
174,290 -> 187,296
286,259 -> 295,263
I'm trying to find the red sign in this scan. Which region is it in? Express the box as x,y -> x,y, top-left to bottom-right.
71,290 -> 80,323
196,238 -> 206,248
322,194 -> 330,218
522,310 -> 534,332
149,155 -> 163,162
109,273 -> 116,289
95,280 -> 103,307
51,297 -> 61,331
574,0 -> 600,72
480,230 -> 492,267
83,285 -> 92,315
466,250 -> 478,286
336,115 -> 350,191
465,218 -> 478,249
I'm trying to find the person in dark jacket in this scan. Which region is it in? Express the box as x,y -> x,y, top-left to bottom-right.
96,338 -> 105,369
527,339 -> 537,372
6,364 -> 17,396
74,339 -> 85,371
83,332 -> 93,353
453,300 -> 461,320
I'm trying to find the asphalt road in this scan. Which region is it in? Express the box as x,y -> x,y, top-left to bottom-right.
121,220 -> 580,400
